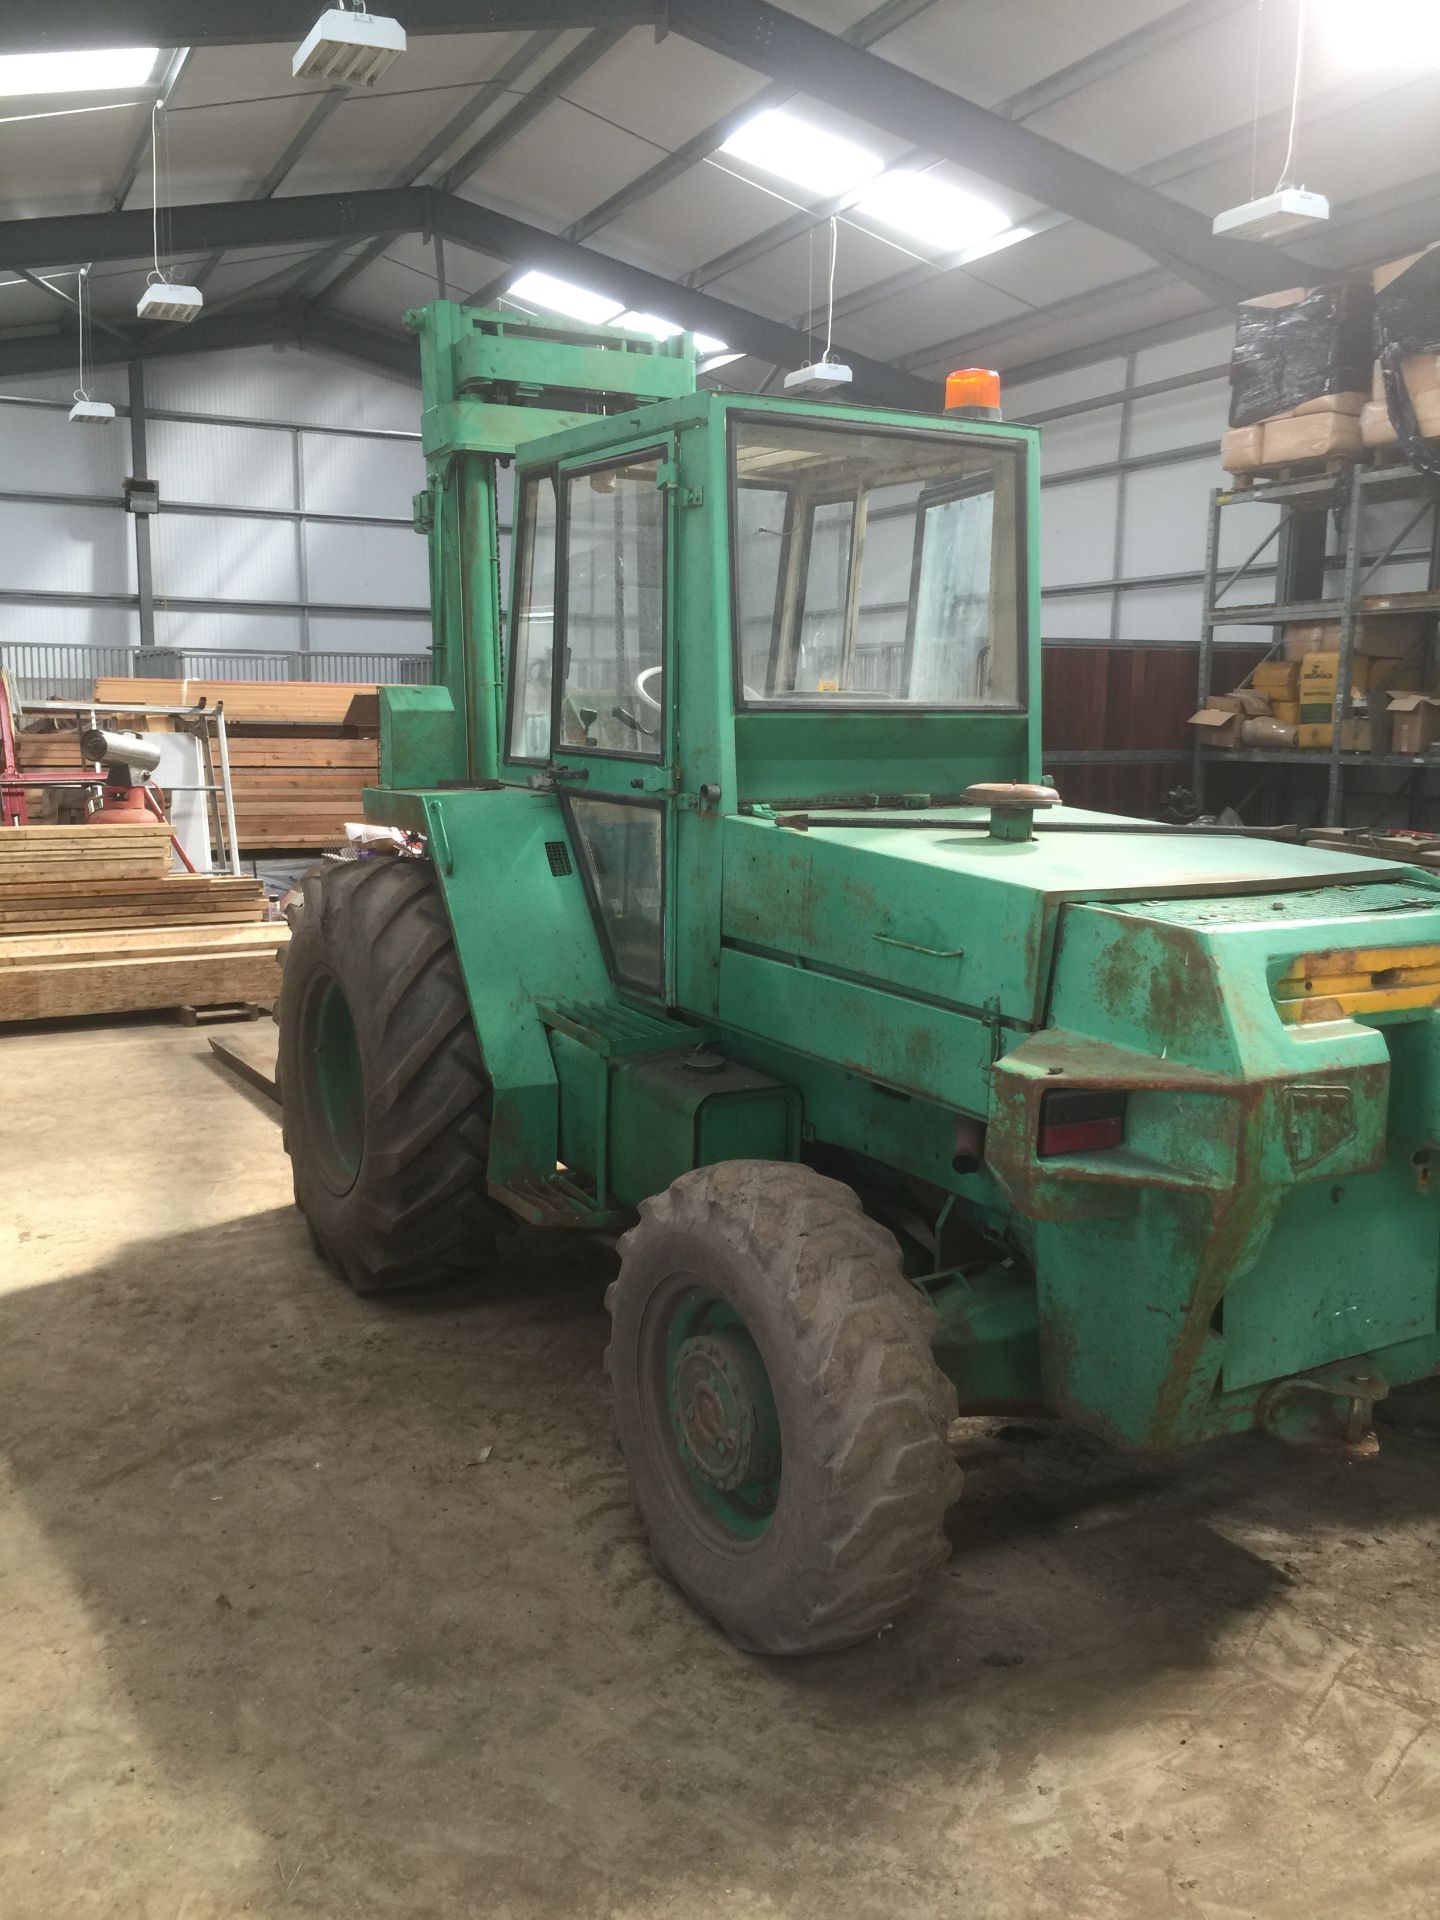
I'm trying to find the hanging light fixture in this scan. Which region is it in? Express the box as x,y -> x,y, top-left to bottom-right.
69,266 -> 115,426
293,2 -> 406,87
137,99 -> 203,323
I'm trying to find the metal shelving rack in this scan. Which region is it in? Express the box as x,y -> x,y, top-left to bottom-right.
1194,459 -> 1440,826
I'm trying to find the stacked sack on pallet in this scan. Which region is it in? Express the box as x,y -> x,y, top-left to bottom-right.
1188,607 -> 1436,755
1221,249 -> 1440,477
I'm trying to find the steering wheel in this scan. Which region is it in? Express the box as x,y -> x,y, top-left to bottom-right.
634,663 -> 768,711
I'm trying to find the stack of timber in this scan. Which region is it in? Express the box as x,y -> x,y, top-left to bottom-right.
90,677 -> 382,851
0,823 -> 288,1023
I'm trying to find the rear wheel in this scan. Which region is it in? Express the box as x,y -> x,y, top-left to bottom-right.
278,856 -> 504,1293
606,1161 -> 961,1654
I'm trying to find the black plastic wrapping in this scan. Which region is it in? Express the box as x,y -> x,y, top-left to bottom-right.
1228,280 -> 1373,428
1376,250 -> 1440,481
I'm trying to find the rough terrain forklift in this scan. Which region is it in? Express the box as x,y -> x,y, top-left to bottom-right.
280,302 -> 1440,1654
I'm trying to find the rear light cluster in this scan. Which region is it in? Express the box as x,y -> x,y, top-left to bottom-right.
1038,1088 -> 1126,1158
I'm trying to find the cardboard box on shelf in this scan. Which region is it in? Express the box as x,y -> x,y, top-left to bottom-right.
1221,425 -> 1264,472
1284,614 -> 1429,661
1284,620 -> 1336,660
1213,689 -> 1274,716
1296,723 -> 1333,748
1240,717 -> 1298,747
1261,412 -> 1364,464
1342,718 -> 1372,753
1187,704 -> 1245,748
1288,391 -> 1368,418
1297,651 -> 1371,714
1368,655 -> 1424,693
1388,693 -> 1440,755
1361,387 -> 1440,448
1253,660 -> 1300,700
1355,611 -> 1428,658
1272,699 -> 1301,724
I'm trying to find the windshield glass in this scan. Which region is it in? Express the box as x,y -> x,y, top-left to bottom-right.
731,418 -> 1024,708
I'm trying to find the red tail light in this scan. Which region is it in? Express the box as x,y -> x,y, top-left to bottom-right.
1038,1088 -> 1126,1158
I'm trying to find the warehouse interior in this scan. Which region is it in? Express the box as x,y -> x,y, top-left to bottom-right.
6,4 -> 1440,1916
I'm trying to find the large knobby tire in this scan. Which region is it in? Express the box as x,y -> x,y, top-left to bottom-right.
606,1161 -> 961,1655
278,856 -> 504,1293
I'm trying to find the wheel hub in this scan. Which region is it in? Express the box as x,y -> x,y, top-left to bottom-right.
670,1331 -> 779,1493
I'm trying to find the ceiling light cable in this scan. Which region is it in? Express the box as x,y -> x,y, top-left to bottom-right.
823,215 -> 838,365
1275,0 -> 1308,191
75,263 -> 89,402
150,99 -> 166,284
1249,0 -> 1264,198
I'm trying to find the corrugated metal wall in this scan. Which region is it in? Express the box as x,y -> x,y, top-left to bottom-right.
1010,322 -> 1281,651
0,344 -> 433,663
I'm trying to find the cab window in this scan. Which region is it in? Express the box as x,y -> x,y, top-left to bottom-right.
559,450 -> 666,756
732,419 -> 1023,709
507,473 -> 558,761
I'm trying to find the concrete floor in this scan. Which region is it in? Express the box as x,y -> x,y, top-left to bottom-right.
5,1020 -> 1440,1919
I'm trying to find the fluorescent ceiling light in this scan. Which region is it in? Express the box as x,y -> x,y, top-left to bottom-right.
1316,0 -> 1440,66
720,108 -> 883,197
618,310 -> 728,355
0,47 -> 159,97
507,270 -> 623,326
856,172 -> 1011,252
137,281 -> 204,324
293,9 -> 406,87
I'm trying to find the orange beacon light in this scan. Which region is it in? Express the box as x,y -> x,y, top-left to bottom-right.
944,367 -> 1002,419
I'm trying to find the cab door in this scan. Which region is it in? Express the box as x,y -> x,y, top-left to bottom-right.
548,438 -> 675,1003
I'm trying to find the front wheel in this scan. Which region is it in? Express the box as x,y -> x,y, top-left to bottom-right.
606,1161 -> 961,1655
278,856 -> 505,1293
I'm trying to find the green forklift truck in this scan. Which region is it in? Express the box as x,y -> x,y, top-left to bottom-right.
279,302 -> 1440,1654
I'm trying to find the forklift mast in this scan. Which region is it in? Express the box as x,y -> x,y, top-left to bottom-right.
398,301 -> 698,788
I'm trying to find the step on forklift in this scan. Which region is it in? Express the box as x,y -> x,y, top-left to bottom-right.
279,302 -> 1440,1654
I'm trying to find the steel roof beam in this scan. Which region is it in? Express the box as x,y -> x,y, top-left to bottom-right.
315,24 -> 625,307
682,0 -> 1253,306
15,4 -> 649,52
664,0 -> 1307,304
0,187 -> 930,407
0,302 -> 413,380
15,268 -> 131,343
245,28 -> 566,310
192,87 -> 347,290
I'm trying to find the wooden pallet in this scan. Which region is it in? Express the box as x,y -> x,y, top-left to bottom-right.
0,946 -> 287,1022
92,676 -> 379,728
0,827 -> 285,1020
1225,455 -> 1354,492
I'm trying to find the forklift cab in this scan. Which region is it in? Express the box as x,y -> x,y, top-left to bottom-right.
497,398 -> 1038,1004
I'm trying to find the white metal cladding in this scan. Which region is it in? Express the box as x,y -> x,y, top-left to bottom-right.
303,521 -> 428,608
151,510 -> 304,605
301,429 -> 425,521
147,418 -> 299,513
153,607 -> 307,652
0,499 -> 136,598
1042,592 -> 1113,643
0,404 -> 128,495
308,611 -> 431,653
1040,474 -> 1119,590
142,345 -> 421,433
0,603 -> 134,651
0,346 -> 429,659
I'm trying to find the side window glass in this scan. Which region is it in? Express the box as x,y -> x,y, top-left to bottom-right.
569,799 -> 664,996
561,452 -> 665,756
508,474 -> 557,760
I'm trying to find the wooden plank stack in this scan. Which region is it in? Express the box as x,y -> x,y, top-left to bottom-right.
0,823 -> 288,1024
90,676 -> 383,851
